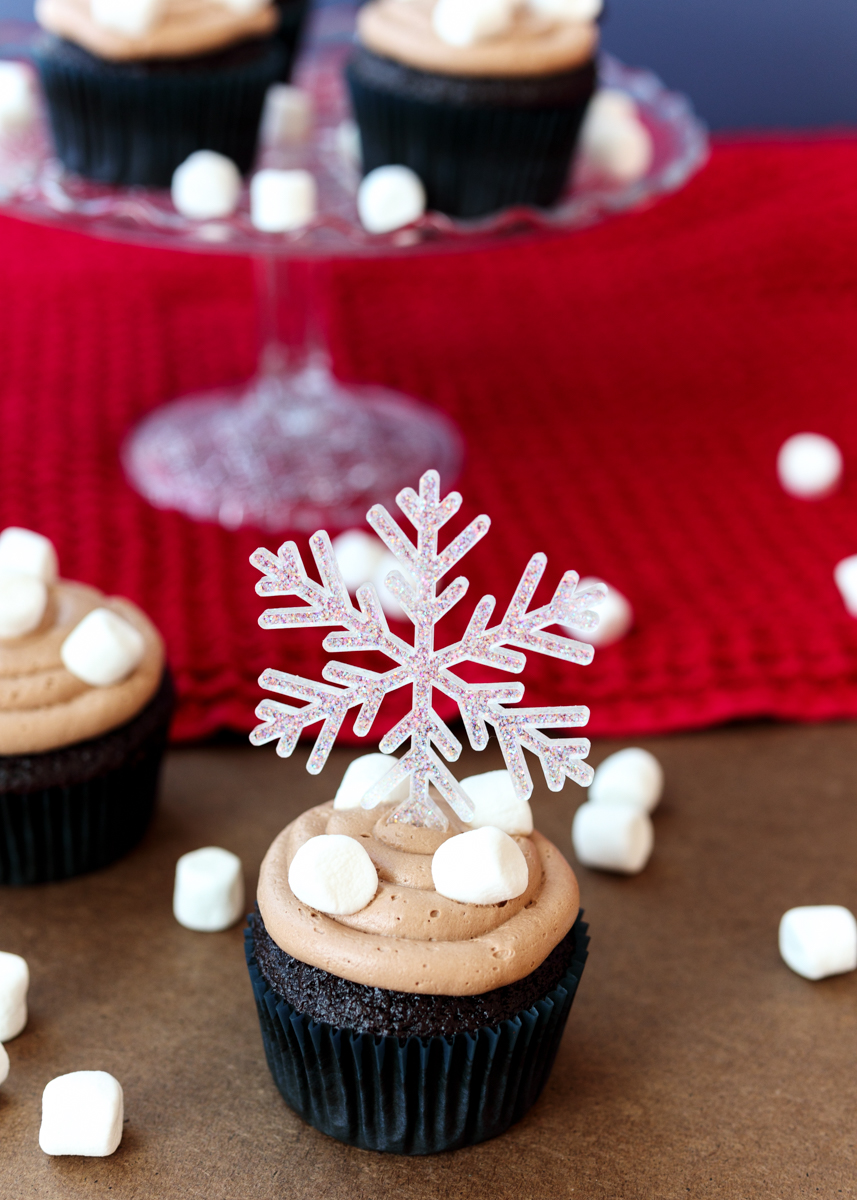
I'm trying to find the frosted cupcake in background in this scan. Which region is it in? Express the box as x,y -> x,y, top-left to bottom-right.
0,527 -> 173,885
32,0 -> 307,185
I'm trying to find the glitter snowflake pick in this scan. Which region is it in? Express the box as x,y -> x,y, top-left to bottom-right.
250,470 -> 606,830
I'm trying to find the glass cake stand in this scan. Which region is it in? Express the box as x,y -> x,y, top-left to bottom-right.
0,29 -> 707,532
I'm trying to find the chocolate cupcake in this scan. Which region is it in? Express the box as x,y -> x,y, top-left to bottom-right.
32,0 -> 299,185
347,0 -> 600,218
0,527 -> 173,885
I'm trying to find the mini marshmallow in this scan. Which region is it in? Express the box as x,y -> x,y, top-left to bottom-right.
0,527 -> 58,582
90,0 -> 161,37
432,827 -> 529,905
332,529 -> 388,592
432,0 -> 514,47
572,801 -> 654,874
336,119 -> 362,171
460,770 -> 533,836
61,608 -> 145,687
834,555 -> 857,617
334,753 -> 409,809
589,747 -> 663,813
0,1042 -> 8,1087
566,576 -> 632,648
777,433 -> 843,499
171,150 -> 241,220
579,90 -> 654,184
39,1071 -> 124,1157
259,84 -> 312,147
529,0 -> 602,19
779,906 -> 857,981
0,575 -> 47,639
0,62 -> 37,136
357,165 -> 426,234
250,168 -> 317,232
173,847 -> 244,932
0,951 -> 29,1042
289,835 -> 378,915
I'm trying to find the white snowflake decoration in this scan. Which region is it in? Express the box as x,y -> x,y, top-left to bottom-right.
250,470 -> 606,830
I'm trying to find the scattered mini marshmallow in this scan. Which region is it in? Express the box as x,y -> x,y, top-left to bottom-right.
90,0 -> 161,37
589,747 -> 663,813
250,168 -> 317,232
432,0 -> 514,47
834,555 -> 857,617
357,165 -> 426,234
0,951 -> 29,1042
259,83 -> 312,148
0,1042 -> 8,1087
777,433 -> 843,499
333,753 -> 409,809
460,770 -> 533,836
571,801 -> 654,874
0,574 -> 47,639
566,577 -> 632,648
61,608 -> 145,687
0,62 -> 37,137
173,847 -> 244,932
39,1071 -> 124,1157
579,89 -> 654,184
332,529 -> 388,593
0,527 -> 58,582
779,905 -> 857,981
432,827 -> 529,905
529,0 -> 602,18
336,119 -> 362,172
289,835 -> 378,915
171,150 -> 241,220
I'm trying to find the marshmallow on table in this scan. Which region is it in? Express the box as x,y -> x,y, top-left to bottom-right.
0,951 -> 29,1041
432,0 -> 514,48
460,770 -> 533,836
289,835 -> 378,915
777,433 -> 843,499
0,1043 -> 8,1087
0,62 -> 37,137
173,847 -> 244,932
332,529 -> 389,593
251,169 -> 317,232
0,527 -> 57,582
259,84 -> 312,148
572,801 -> 654,874
357,165 -> 426,234
579,89 -> 654,185
334,752 -> 409,809
834,555 -> 857,617
566,577 -> 632,648
90,0 -> 160,36
172,151 -> 241,220
0,574 -> 47,639
432,827 -> 529,905
39,1071 -> 124,1157
589,747 -> 663,813
61,608 -> 145,687
779,906 -> 857,981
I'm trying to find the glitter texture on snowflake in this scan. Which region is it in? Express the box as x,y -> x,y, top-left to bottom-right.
250,470 -> 606,830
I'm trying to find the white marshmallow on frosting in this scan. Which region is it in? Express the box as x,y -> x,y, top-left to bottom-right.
0,575 -> 48,639
39,1071 -> 124,1157
259,84 -> 312,148
0,527 -> 58,582
90,0 -> 162,38
61,607 -> 145,687
171,150 -> 241,220
357,165 -> 426,234
332,529 -> 389,593
0,62 -> 37,137
460,770 -> 533,836
777,432 -> 843,499
431,827 -> 529,905
0,950 -> 29,1042
173,847 -> 244,932
251,169 -> 317,232
0,1042 -> 8,1087
289,835 -> 379,915
589,747 -> 663,813
529,0 -> 603,19
334,753 -> 410,809
572,801 -> 654,874
779,906 -> 857,981
432,0 -> 515,48
565,577 -> 632,648
834,555 -> 857,618
579,89 -> 654,185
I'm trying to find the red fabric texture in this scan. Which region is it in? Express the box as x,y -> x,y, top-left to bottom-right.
3,138 -> 857,743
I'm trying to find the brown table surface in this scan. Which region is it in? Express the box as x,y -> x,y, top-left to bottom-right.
1,723 -> 856,1199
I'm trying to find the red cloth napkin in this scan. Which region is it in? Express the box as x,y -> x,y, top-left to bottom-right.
4,138 -> 857,743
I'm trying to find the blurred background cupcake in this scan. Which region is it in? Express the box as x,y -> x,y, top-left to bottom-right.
32,0 -> 309,185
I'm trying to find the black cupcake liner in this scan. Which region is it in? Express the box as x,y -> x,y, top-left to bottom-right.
33,34 -> 287,186
347,51 -> 597,218
245,912 -> 589,1154
273,0 -> 311,81
0,671 -> 174,885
